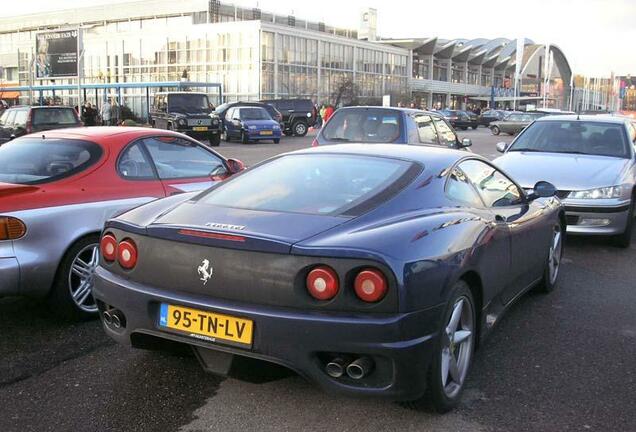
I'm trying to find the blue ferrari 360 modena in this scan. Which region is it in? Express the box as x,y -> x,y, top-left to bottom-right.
94,144 -> 564,412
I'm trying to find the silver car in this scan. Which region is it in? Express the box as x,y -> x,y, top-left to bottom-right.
495,115 -> 636,247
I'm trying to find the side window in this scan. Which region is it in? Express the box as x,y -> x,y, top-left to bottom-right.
446,167 -> 484,207
459,160 -> 523,207
414,115 -> 439,145
13,110 -> 28,127
143,136 -> 224,179
227,108 -> 235,120
118,142 -> 156,179
4,110 -> 17,127
433,117 -> 458,146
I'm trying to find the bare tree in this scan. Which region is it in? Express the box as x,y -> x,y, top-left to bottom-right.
331,76 -> 359,107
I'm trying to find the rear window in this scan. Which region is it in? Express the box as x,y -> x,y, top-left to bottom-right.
32,108 -> 79,126
197,154 -> 416,216
509,121 -> 630,158
0,138 -> 102,184
239,107 -> 271,120
321,108 -> 403,144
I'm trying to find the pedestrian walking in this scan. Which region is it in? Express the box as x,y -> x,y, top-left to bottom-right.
81,101 -> 97,126
100,98 -> 112,126
111,99 -> 121,126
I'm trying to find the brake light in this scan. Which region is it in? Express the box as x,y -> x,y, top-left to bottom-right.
306,266 -> 339,300
100,233 -> 118,262
117,239 -> 138,269
0,216 -> 26,240
354,268 -> 387,303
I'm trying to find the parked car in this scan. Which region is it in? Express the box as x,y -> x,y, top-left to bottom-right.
489,112 -> 545,135
95,144 -> 562,412
149,92 -> 222,146
216,101 -> 283,132
0,105 -> 82,145
0,127 -> 244,319
458,110 -> 479,129
223,106 -> 282,144
438,109 -> 474,130
314,107 -> 472,150
478,109 -> 506,127
260,98 -> 317,137
495,115 -> 636,247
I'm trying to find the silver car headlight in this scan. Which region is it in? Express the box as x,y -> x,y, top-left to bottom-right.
568,184 -> 630,200
178,118 -> 187,126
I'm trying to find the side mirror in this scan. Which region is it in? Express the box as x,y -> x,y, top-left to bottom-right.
496,142 -> 508,153
226,158 -> 245,174
460,138 -> 472,148
528,181 -> 557,200
232,118 -> 241,126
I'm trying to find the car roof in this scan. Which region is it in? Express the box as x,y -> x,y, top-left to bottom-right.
289,143 -> 479,170
20,126 -> 184,143
534,114 -> 629,124
336,106 -> 442,117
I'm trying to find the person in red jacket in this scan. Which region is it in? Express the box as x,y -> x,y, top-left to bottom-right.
323,105 -> 335,123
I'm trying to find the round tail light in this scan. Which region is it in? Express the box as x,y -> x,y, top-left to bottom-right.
306,266 -> 339,300
117,239 -> 138,269
100,233 -> 117,262
354,269 -> 387,303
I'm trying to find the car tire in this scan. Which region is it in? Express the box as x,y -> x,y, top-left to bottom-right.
613,198 -> 634,248
47,234 -> 101,321
241,131 -> 249,144
292,121 -> 308,137
535,223 -> 564,293
405,280 -> 476,413
491,126 -> 500,135
283,130 -> 293,136
471,126 -> 478,130
273,138 -> 280,144
460,126 -> 468,130
208,133 -> 220,147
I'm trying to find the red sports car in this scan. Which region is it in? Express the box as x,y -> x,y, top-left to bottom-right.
0,126 -> 244,319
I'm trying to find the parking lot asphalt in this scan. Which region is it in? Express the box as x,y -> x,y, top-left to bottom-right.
1,127 -> 634,432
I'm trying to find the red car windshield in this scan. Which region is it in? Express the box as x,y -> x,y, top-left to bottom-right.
0,138 -> 103,184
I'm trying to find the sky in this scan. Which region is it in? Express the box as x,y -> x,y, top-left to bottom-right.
1,0 -> 634,77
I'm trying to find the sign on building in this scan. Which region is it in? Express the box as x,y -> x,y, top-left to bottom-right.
35,30 -> 78,79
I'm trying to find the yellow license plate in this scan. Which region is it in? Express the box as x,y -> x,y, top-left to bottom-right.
260,130 -> 273,135
159,303 -> 253,347
192,126 -> 208,131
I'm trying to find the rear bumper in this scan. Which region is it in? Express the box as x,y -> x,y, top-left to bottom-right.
564,203 -> 630,235
0,257 -> 20,296
94,267 -> 443,401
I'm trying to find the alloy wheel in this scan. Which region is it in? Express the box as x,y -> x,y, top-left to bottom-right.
68,243 -> 99,313
440,296 -> 474,398
548,225 -> 563,284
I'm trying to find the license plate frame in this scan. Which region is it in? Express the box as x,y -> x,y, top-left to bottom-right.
192,126 -> 208,131
158,303 -> 253,348
259,130 -> 273,135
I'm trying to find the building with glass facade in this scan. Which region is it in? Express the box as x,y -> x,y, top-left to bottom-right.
0,0 -> 573,117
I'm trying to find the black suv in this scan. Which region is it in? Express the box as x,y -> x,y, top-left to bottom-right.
0,105 -> 82,145
260,99 -> 316,137
149,92 -> 222,146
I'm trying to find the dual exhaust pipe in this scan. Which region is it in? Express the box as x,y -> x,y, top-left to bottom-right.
102,309 -> 125,329
326,356 -> 374,380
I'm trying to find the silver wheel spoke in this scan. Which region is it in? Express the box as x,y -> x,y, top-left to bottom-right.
449,354 -> 461,383
447,300 -> 463,334
441,348 -> 451,387
72,279 -> 91,302
453,330 -> 472,345
89,246 -> 99,266
72,260 -> 91,278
